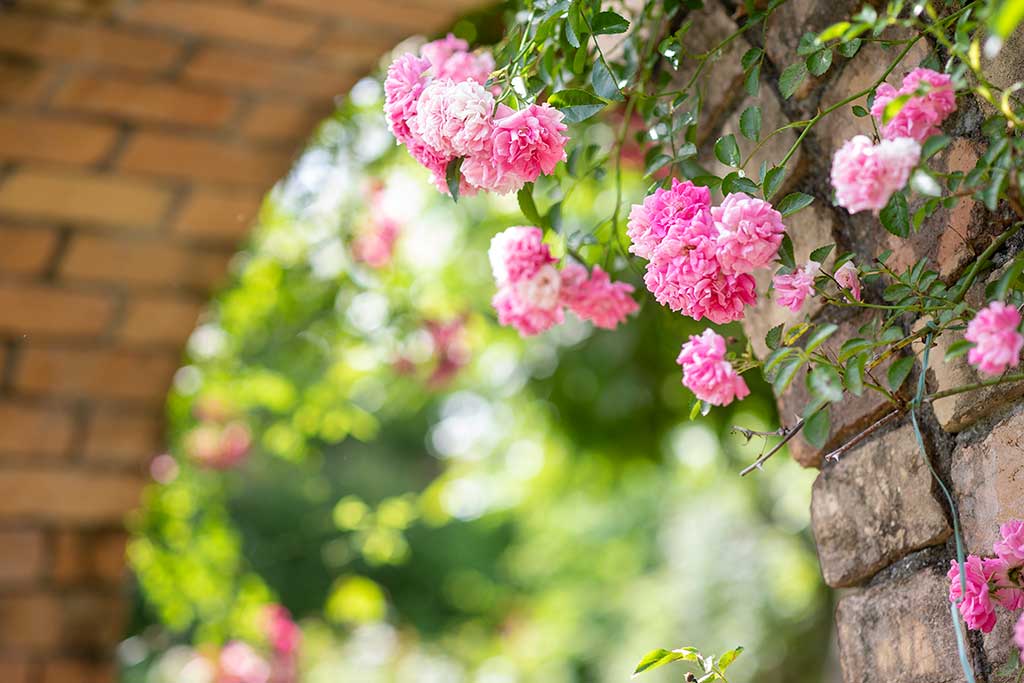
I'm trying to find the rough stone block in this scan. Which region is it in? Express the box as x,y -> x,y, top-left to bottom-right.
952,404 -> 1024,556
811,423 -> 951,587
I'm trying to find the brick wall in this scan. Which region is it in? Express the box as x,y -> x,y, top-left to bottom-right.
682,1 -> 1024,681
0,0 -> 484,679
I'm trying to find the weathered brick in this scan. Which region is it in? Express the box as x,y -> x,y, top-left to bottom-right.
118,132 -> 292,188
762,0 -> 863,69
52,531 -> 89,585
0,13 -> 183,71
0,169 -> 173,231
811,423 -> 951,587
124,0 -> 319,50
14,347 -> 177,403
952,404 -> 1024,556
708,83 -> 803,181
0,226 -> 58,276
117,293 -> 203,345
172,188 -> 262,243
316,30 -> 396,70
0,401 -> 75,459
184,45 -> 356,100
835,568 -> 963,683
741,203 -> 838,359
0,468 -> 145,523
53,530 -> 126,585
265,0 -> 441,32
60,234 -> 232,289
0,656 -> 31,683
61,589 -> 126,651
0,283 -> 116,339
0,530 -> 45,583
41,658 -> 115,683
0,61 -> 59,106
0,592 -> 62,650
91,531 -> 128,584
83,409 -> 162,465
53,75 -> 238,129
0,113 -> 118,166
241,100 -> 318,142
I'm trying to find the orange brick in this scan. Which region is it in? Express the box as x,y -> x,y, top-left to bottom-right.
241,100 -> 319,142
172,188 -> 261,242
316,31 -> 395,70
0,61 -> 58,105
0,226 -> 58,276
60,234 -> 232,289
184,46 -> 353,100
117,293 -> 203,345
118,131 -> 292,188
125,0 -> 319,50
0,169 -> 173,231
0,13 -> 183,71
266,0 -> 442,32
0,401 -> 75,459
0,283 -> 116,338
0,113 -> 117,165
53,75 -> 238,129
41,657 -> 115,683
0,656 -> 31,683
0,592 -> 61,650
60,590 -> 126,651
14,346 -> 178,403
91,531 -> 128,583
0,468 -> 145,523
51,530 -> 88,584
83,409 -> 162,465
0,530 -> 45,583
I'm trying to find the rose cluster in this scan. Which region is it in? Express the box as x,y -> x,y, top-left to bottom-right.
677,329 -> 750,407
948,520 -> 1024,655
831,68 -> 955,214
384,35 -> 568,196
488,226 -> 638,336
772,259 -> 861,314
965,301 -> 1024,376
627,180 -> 786,325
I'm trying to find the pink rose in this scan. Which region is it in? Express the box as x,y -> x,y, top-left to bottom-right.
493,267 -> 565,337
352,217 -> 400,269
627,179 -> 712,260
407,138 -> 476,197
773,261 -> 820,312
834,261 -> 861,301
488,104 -> 568,193
679,271 -> 757,325
948,556 -> 999,633
871,68 -> 956,142
411,79 -> 495,158
560,264 -> 639,330
383,53 -> 431,145
265,605 -> 301,656
712,192 -> 785,274
488,226 -> 557,285
995,519 -> 1024,565
219,641 -> 271,683
989,557 -> 1024,611
965,301 -> 1024,375
831,135 -> 921,214
643,208 -> 720,311
677,329 -> 750,406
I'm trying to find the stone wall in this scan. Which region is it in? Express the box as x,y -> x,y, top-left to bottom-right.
682,1 -> 1024,681
0,0 -> 484,680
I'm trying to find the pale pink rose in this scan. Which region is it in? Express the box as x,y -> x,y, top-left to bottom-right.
948,556 -> 999,633
488,226 -> 557,285
989,557 -> 1024,611
352,217 -> 400,269
411,79 -> 495,158
265,605 -> 300,657
383,53 -> 431,145
965,302 -> 1024,375
492,271 -> 564,337
422,34 -> 497,90
834,261 -> 861,301
219,641 -> 271,683
185,420 -> 252,470
489,104 -> 567,192
643,208 -> 720,312
773,261 -> 820,312
871,68 -> 956,142
831,135 -> 921,214
407,138 -> 477,197
560,264 -> 639,329
678,271 -> 757,325
627,179 -> 712,260
676,329 -> 750,406
712,192 -> 785,274
995,519 -> 1024,565
1014,613 -> 1024,663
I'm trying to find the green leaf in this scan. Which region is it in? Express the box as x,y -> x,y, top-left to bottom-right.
740,106 -> 762,141
809,243 -> 834,264
797,32 -> 819,56
803,406 -> 831,448
714,134 -> 741,167
991,0 -> 1024,40
921,134 -> 951,160
645,153 -> 672,177
845,354 -> 865,396
808,365 -> 843,403
717,647 -> 743,672
882,94 -> 911,123
806,48 -> 833,76
776,192 -> 814,216
446,157 -> 463,202
852,105 -> 869,117
805,324 -> 838,356
591,60 -> 623,101
632,648 -> 698,677
887,355 -> 915,392
879,191 -> 909,238
763,166 -> 785,199
591,10 -> 630,35
838,338 -> 873,362
778,233 -> 795,268
744,64 -> 761,97
837,38 -> 862,58
945,338 -> 974,361
722,173 -> 759,196
817,21 -> 851,42
773,357 -> 804,395
741,47 -> 762,70
548,89 -> 606,123
778,62 -> 807,100
765,324 -> 784,351
883,283 -> 912,301
993,253 -> 1024,300
517,184 -> 543,225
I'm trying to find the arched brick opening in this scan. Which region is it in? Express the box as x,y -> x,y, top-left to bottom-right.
0,1 -> 485,679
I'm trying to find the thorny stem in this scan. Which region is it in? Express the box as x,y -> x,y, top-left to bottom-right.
738,411 -> 816,476
822,409 -> 901,462
924,372 -> 1024,402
